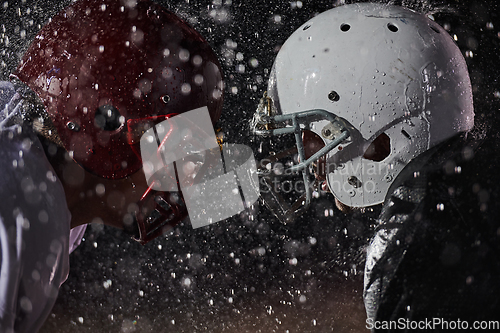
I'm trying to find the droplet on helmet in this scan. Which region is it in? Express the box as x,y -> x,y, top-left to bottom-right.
94,105 -> 123,131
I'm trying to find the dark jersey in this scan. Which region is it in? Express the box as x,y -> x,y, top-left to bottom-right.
364,129 -> 500,330
0,81 -> 86,332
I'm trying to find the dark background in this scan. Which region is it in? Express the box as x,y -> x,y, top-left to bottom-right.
1,0 -> 499,332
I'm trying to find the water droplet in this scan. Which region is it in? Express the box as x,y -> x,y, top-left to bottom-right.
194,74 -> 204,85
20,297 -> 33,313
181,83 -> 191,95
182,277 -> 192,287
103,279 -> 112,289
179,48 -> 190,62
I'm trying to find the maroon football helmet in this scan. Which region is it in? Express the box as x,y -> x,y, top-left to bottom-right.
11,0 -> 224,244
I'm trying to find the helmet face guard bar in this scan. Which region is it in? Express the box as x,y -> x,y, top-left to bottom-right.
124,114 -> 185,244
134,184 -> 188,245
126,111 -> 211,245
259,110 -> 351,172
253,106 -> 351,223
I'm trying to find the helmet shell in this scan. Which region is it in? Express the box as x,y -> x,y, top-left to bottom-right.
13,0 -> 223,179
268,3 -> 473,207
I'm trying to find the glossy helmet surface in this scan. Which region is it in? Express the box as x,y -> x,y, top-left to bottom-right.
255,3 -> 473,209
12,0 -> 224,243
13,0 -> 223,180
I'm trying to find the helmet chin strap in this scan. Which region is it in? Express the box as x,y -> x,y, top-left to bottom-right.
252,99 -> 352,223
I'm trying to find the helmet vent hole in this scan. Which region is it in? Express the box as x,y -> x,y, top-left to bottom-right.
363,133 -> 391,162
303,24 -> 311,31
340,23 -> 350,32
430,26 -> 440,33
387,23 -> 398,32
95,105 -> 123,131
328,91 -> 340,102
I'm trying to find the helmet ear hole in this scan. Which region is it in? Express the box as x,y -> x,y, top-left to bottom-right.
302,129 -> 325,160
363,133 -> 390,162
302,129 -> 327,179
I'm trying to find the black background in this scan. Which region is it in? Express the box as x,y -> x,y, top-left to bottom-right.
1,0 -> 499,332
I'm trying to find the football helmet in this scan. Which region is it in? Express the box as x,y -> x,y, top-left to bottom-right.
11,0 -> 224,244
252,3 -> 473,219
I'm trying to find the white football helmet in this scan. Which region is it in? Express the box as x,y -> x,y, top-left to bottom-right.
252,3 -> 473,216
